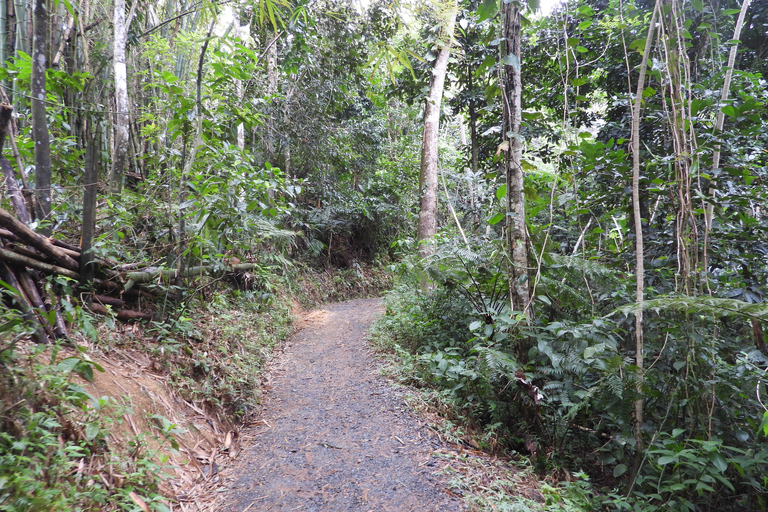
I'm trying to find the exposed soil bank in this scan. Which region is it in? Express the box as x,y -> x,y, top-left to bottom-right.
224,298 -> 464,511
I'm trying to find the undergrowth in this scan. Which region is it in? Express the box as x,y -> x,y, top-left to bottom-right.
0,263 -> 388,511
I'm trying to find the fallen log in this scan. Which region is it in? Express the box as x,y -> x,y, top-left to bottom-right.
92,294 -> 124,308
0,247 -> 80,280
0,207 -> 79,271
124,262 -> 256,290
88,302 -> 153,321
0,261 -> 49,343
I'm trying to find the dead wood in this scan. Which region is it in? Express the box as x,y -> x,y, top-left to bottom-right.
0,207 -> 79,270
0,247 -> 80,280
125,262 -> 256,290
88,302 -> 153,321
0,261 -> 49,343
0,104 -> 32,224
92,294 -> 124,308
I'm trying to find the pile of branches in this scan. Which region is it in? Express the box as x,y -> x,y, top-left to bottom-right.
0,103 -> 257,343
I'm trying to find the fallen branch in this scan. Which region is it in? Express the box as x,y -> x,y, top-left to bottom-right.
125,263 -> 256,290
0,207 -> 79,270
0,247 -> 80,280
88,302 -> 153,321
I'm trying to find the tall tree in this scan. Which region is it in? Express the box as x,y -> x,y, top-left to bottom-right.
31,0 -> 51,232
627,0 -> 659,473
501,0 -> 530,318
110,0 -> 137,194
417,0 -> 458,263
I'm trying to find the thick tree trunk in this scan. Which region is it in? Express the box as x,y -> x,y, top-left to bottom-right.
31,0 -> 51,233
417,0 -> 458,265
501,0 -> 531,318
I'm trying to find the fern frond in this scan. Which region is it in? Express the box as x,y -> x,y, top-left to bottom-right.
612,295 -> 768,322
547,253 -> 620,281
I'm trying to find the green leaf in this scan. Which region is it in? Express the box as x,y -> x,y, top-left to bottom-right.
643,86 -> 656,97
571,77 -> 587,86
477,0 -> 498,22
721,105 -> 737,117
613,464 -> 628,477
723,8 -> 741,14
496,184 -> 507,200
489,212 -> 505,225
566,37 -> 580,47
657,455 -> 677,465
577,20 -> 592,30
469,321 -> 482,331
503,53 -> 520,71
85,422 -> 100,441
710,453 -> 728,473
758,411 -> 768,436
56,357 -> 80,374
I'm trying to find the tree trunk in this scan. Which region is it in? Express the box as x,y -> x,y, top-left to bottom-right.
501,0 -> 530,318
702,0 -> 752,277
233,10 -> 245,151
417,0 -> 458,267
628,1 -> 659,480
109,0 -> 134,195
80,121 -> 99,287
31,0 -> 51,233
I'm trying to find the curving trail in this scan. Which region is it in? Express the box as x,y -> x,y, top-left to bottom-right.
224,298 -> 463,512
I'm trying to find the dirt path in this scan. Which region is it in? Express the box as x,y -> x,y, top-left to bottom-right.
223,298 -> 464,511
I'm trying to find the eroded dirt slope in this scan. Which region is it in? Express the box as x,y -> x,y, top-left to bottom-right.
224,298 -> 464,512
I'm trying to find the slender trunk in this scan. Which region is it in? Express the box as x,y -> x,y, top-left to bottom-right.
110,0 -> 134,194
51,11 -> 74,68
80,121 -> 99,288
233,11 -> 244,151
178,18 -> 215,274
31,0 -> 51,234
265,30 -> 278,164
417,0 -> 458,267
629,1 -> 659,479
501,0 -> 530,319
703,0 -> 751,275
1,0 -> 7,66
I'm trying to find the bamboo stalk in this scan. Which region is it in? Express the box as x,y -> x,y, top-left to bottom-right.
0,207 -> 79,270
0,261 -> 48,343
0,246 -> 80,280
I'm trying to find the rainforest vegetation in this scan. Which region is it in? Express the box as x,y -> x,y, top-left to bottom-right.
0,0 -> 766,509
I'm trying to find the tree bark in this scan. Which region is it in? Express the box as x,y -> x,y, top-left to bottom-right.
702,0 -> 752,276
31,0 -> 51,233
109,0 -> 134,194
417,0 -> 458,267
0,103 -> 30,224
501,0 -> 531,318
80,121 -> 100,287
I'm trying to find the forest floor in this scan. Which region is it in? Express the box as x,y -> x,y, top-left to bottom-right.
221,298 -> 468,511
